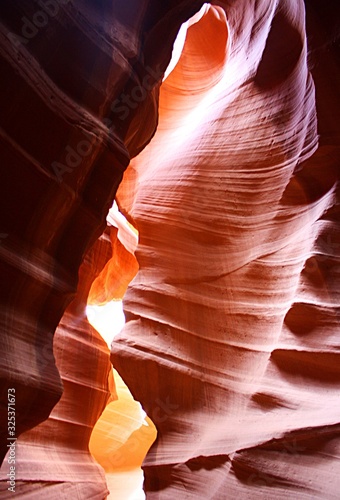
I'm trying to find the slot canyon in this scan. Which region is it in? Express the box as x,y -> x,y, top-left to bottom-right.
0,0 -> 339,498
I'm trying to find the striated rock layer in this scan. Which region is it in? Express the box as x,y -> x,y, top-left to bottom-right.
0,231 -> 115,498
0,0 -> 339,498
111,0 -> 340,498
0,0 -> 205,466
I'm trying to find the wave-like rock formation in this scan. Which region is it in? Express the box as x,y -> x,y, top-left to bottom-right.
0,232 -> 115,498
0,0 -> 205,466
0,0 -> 339,498
111,0 -> 340,497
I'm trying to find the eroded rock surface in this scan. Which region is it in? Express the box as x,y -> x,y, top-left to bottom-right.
0,0 -> 339,498
111,0 -> 340,497
0,0 -> 204,465
0,232 -> 115,498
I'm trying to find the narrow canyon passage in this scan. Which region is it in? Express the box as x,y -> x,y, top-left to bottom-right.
0,0 -> 339,499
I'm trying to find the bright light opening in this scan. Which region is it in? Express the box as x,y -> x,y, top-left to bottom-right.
86,301 -> 125,348
163,3 -> 211,81
87,201 -> 156,500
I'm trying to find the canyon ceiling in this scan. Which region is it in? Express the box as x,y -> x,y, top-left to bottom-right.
0,0 -> 339,498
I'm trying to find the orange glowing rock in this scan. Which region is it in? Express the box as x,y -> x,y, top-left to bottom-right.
0,0 -> 339,498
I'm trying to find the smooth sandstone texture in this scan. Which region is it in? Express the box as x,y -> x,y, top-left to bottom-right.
0,0 -> 339,499
0,0 -> 205,464
111,0 -> 340,498
0,232 -> 115,498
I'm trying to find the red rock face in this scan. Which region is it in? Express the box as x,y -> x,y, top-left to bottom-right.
111,0 -> 340,497
0,0 -> 205,465
0,0 -> 339,498
0,234 -> 115,498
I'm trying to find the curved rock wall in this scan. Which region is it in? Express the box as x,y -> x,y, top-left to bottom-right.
111,0 -> 340,497
0,232 -> 115,498
0,0 -> 339,498
0,0 -> 205,465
